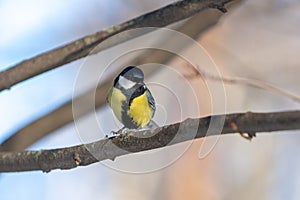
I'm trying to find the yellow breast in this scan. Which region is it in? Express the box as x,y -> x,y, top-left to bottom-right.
128,92 -> 154,127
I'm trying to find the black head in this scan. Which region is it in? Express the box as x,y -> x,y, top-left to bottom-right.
114,66 -> 144,86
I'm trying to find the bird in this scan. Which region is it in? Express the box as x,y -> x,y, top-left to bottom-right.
106,66 -> 156,130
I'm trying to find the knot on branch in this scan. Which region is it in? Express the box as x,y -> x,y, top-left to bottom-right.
36,150 -> 52,173
73,152 -> 81,166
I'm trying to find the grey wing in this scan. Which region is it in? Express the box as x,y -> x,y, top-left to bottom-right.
146,89 -> 156,111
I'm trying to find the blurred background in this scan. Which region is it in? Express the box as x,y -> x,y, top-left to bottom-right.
1,0 -> 300,199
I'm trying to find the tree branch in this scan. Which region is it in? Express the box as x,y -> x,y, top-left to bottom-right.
183,63 -> 300,103
0,0 -> 236,91
1,110 -> 299,173
0,3 -> 241,151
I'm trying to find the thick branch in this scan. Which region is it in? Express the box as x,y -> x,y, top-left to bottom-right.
0,0 -> 235,91
1,111 -> 299,173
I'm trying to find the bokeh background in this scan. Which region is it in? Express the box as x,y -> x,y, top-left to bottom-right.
1,0 -> 300,199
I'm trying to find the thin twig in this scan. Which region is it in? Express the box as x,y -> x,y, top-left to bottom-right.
184,64 -> 300,103
0,110 -> 299,173
0,0 -> 235,91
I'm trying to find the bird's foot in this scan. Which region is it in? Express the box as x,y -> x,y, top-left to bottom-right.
105,127 -> 131,139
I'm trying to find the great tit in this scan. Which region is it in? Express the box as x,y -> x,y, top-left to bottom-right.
106,66 -> 156,129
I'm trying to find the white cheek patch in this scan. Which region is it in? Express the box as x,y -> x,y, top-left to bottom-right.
119,75 -> 136,89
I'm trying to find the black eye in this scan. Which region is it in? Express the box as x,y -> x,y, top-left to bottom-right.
137,85 -> 145,93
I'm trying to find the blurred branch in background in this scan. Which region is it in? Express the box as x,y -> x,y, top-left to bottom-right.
1,110 -> 300,173
183,63 -> 300,103
0,1 -> 242,151
0,0 -> 236,91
